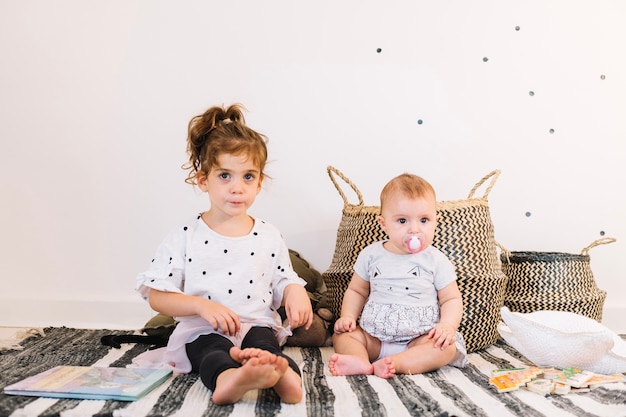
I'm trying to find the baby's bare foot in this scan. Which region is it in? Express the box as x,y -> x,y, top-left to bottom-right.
373,357 -> 396,379
328,353 -> 373,376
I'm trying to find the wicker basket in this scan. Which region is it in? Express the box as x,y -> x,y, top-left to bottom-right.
322,167 -> 385,320
434,170 -> 508,352
501,237 -> 615,321
322,167 -> 508,352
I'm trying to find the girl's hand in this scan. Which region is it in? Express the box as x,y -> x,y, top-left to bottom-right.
283,284 -> 313,330
427,323 -> 457,350
197,300 -> 241,336
148,289 -> 241,336
333,316 -> 357,334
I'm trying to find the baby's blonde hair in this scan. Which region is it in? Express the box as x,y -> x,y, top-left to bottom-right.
380,173 -> 436,212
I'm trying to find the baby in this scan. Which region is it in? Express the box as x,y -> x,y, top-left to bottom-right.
329,173 -> 467,378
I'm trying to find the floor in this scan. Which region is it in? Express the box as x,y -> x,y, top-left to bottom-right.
0,327 -> 44,350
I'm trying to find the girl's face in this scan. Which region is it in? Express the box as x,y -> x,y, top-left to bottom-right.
377,193 -> 437,255
197,153 -> 263,220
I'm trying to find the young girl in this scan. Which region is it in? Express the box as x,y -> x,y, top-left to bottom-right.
329,173 -> 467,378
135,104 -> 313,404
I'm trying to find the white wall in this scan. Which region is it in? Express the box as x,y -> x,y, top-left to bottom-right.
1,0 -> 624,332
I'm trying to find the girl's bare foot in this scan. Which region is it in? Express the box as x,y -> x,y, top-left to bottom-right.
234,347 -> 302,403
211,348 -> 285,405
373,357 -> 396,378
328,353 -> 373,376
230,346 -> 268,364
271,359 -> 303,404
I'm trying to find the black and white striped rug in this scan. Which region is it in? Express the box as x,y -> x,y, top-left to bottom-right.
1,327 -> 625,417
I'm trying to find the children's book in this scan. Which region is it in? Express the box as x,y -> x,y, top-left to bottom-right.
489,367 -> 543,393
3,366 -> 172,401
550,368 -> 595,388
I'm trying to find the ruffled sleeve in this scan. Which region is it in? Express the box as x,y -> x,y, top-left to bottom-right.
135,226 -> 188,301
268,230 -> 307,310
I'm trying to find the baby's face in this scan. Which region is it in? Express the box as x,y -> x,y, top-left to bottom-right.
378,193 -> 437,255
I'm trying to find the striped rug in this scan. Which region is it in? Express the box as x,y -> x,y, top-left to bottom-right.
1,327 -> 625,417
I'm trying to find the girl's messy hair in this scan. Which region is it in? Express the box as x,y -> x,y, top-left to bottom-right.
183,103 -> 269,185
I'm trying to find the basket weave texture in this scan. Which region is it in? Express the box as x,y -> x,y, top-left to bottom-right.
322,167 -> 384,321
501,238 -> 615,321
322,167 -> 507,352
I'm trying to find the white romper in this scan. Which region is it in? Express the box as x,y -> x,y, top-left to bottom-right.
354,241 -> 467,367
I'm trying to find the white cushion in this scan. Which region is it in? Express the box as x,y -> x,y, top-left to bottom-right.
497,307 -> 626,374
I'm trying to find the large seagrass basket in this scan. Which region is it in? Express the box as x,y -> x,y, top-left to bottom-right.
322,166 -> 508,352
501,237 -> 615,321
322,166 -> 385,320
433,170 -> 508,352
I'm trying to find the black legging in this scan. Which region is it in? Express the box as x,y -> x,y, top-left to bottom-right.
185,327 -> 300,391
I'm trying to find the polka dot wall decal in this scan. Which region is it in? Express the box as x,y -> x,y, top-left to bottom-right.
515,26 -> 520,31
376,48 -> 382,53
549,129 -> 555,134
183,226 -> 188,231
529,91 -> 535,96
601,74 -> 606,80
483,57 -> 489,62
417,119 -> 423,125
600,230 -> 606,236
525,212 -> 532,217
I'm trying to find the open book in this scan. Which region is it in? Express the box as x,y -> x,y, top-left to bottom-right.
4,366 -> 172,401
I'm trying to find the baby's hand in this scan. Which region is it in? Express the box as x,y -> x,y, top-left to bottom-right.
428,323 -> 457,350
333,317 -> 356,334
198,300 -> 241,336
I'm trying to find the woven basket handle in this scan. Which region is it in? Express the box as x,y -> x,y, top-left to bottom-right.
580,237 -> 616,256
327,166 -> 364,206
467,169 -> 501,200
496,241 -> 512,264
